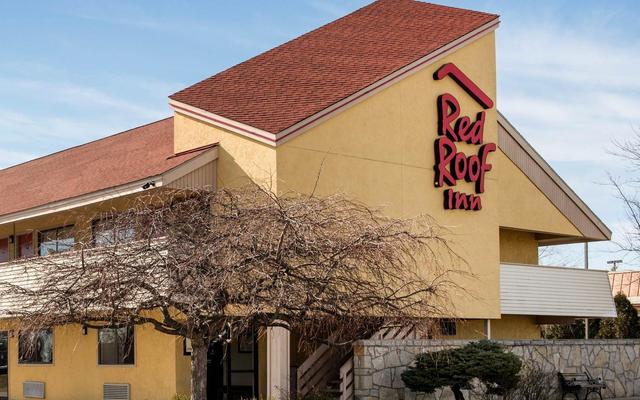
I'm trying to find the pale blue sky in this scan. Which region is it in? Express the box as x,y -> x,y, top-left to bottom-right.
1,1 -> 639,269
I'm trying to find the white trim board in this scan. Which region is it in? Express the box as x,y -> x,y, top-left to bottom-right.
169,18 -> 500,147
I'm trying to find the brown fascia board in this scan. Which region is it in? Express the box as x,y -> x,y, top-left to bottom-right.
497,111 -> 612,242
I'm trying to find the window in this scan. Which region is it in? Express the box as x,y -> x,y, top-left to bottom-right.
92,218 -> 136,247
17,233 -> 34,258
98,326 -> 134,365
18,329 -> 53,364
0,238 -> 8,263
440,319 -> 457,336
38,226 -> 75,256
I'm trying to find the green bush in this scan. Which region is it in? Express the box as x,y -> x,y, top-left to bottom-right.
598,293 -> 640,339
543,318 -> 601,339
401,340 -> 522,400
544,293 -> 640,340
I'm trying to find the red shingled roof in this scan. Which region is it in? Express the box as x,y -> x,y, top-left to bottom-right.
170,0 -> 498,134
0,118 -> 212,218
610,271 -> 640,305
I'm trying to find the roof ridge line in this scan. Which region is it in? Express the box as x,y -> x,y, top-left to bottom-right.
169,1 -> 381,101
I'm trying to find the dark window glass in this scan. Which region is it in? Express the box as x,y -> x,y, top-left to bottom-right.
440,320 -> 457,336
18,329 -> 53,364
98,326 -> 134,365
17,233 -> 34,258
38,226 -> 75,256
0,238 -> 8,263
92,218 -> 136,247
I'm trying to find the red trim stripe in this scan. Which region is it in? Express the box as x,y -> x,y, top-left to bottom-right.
171,104 -> 277,144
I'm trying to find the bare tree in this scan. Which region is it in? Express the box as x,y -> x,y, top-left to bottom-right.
0,186 -> 462,400
611,128 -> 640,256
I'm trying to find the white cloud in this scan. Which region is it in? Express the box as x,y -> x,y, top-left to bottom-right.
0,78 -> 164,121
497,22 -> 640,164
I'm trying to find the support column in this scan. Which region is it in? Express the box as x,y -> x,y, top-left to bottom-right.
584,242 -> 589,339
483,319 -> 492,340
267,324 -> 290,399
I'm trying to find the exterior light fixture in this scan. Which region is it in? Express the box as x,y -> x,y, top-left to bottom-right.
142,181 -> 156,190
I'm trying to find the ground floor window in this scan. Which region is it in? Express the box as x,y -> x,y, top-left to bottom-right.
440,319 -> 457,336
18,329 -> 53,364
98,326 -> 134,365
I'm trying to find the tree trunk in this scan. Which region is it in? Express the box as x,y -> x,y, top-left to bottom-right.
191,340 -> 208,400
451,384 -> 466,400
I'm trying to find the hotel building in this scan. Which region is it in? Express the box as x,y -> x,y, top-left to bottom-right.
0,1 -> 616,399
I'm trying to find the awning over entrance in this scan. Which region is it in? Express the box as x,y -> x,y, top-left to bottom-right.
500,263 -> 616,318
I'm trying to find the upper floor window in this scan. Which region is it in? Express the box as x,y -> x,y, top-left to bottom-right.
0,238 -> 8,263
38,226 -> 75,256
98,326 -> 134,365
18,329 -> 53,364
17,233 -> 34,258
92,218 -> 136,247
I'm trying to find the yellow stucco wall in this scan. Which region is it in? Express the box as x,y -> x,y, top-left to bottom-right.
499,228 -> 539,265
7,324 -> 182,400
274,33 -> 500,319
444,316 -> 541,340
496,151 -> 581,237
175,338 -> 191,398
491,315 -> 541,340
174,114 -> 277,190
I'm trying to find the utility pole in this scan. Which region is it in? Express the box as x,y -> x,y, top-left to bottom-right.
607,259 -> 623,271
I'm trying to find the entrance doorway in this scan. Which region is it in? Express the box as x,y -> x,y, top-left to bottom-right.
0,332 -> 7,400
207,331 -> 258,400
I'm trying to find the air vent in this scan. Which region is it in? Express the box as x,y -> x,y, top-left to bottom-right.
23,381 -> 45,399
103,383 -> 130,400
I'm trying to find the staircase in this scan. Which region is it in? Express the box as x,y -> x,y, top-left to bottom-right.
296,326 -> 417,399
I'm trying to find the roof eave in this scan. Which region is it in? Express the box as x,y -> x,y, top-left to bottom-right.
0,147 -> 219,225
498,111 -> 612,242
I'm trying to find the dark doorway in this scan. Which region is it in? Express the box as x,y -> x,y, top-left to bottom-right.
207,342 -> 225,400
207,331 -> 258,400
0,332 -> 7,400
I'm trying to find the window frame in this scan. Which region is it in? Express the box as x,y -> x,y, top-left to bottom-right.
38,225 -> 75,256
97,325 -> 135,366
18,329 -> 54,365
440,319 -> 457,336
91,217 -> 137,248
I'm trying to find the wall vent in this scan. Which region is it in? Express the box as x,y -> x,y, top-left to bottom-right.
103,383 -> 130,400
23,381 -> 45,399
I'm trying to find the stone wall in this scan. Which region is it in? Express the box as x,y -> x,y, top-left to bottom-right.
352,339 -> 640,400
